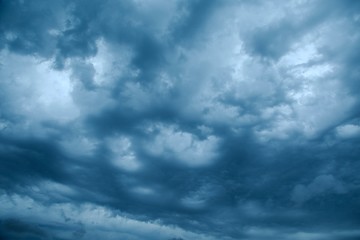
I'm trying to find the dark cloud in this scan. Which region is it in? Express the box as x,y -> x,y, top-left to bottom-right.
1,0 -> 360,239
0,0 -> 64,57
0,218 -> 48,240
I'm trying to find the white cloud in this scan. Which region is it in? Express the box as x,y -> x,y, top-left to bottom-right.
252,35 -> 355,142
107,136 -> 141,172
145,124 -> 220,167
0,193 -> 218,240
86,39 -> 134,87
336,124 -> 360,139
280,43 -> 320,67
69,40 -> 133,115
0,50 -> 79,124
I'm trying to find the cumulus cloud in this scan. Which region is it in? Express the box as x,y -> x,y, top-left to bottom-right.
144,124 -> 220,167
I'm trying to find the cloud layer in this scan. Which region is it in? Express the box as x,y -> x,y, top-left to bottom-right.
1,0 -> 360,239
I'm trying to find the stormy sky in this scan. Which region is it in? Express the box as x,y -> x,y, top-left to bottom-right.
1,0 -> 360,239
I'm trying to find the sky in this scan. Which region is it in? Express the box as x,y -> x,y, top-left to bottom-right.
0,0 -> 360,239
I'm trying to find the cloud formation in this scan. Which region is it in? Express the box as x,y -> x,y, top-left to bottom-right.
1,0 -> 360,239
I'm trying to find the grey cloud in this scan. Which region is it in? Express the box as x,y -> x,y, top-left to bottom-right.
70,60 -> 96,90
0,218 -> 48,240
0,0 -> 65,57
291,174 -> 348,204
1,0 -> 360,239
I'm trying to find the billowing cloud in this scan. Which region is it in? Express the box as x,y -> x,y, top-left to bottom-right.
144,123 -> 220,167
1,0 -> 360,239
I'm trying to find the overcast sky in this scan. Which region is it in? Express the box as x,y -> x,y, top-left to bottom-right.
1,0 -> 360,239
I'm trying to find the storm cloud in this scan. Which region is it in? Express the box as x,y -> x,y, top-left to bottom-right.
1,0 -> 360,239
